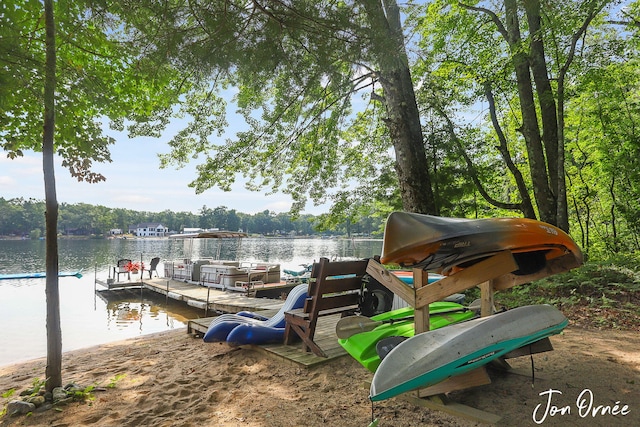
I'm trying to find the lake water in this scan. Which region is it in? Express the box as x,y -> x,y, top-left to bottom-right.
0,237 -> 382,367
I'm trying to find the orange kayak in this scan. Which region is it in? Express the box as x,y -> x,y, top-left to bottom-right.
380,212 -> 583,275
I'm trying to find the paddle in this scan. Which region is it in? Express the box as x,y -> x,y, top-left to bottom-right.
335,304 -> 477,339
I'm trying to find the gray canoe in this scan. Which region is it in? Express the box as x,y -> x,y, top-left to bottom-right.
370,304 -> 568,401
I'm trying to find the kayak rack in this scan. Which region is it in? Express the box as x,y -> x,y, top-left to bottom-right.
365,250 -> 582,424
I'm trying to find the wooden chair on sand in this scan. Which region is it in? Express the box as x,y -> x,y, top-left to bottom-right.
283,257 -> 368,357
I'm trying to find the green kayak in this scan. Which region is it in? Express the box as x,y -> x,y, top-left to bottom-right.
338,302 -> 476,372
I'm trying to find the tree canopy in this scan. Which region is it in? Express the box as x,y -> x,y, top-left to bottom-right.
2,0 -> 192,391
1,1 -> 184,182
0,197 -> 381,238
407,0 -> 639,257
98,0 -> 436,217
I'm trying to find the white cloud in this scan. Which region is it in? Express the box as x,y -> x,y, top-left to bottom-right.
0,175 -> 16,186
262,200 -> 293,214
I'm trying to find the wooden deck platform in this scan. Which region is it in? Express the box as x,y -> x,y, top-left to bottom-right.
188,313 -> 348,367
95,278 -> 144,290
96,276 -> 348,367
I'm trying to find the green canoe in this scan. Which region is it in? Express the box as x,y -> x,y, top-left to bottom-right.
338,302 -> 476,372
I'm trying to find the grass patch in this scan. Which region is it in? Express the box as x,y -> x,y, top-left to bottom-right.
493,256 -> 640,330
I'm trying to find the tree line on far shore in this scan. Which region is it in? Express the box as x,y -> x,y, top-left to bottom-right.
0,197 -> 384,239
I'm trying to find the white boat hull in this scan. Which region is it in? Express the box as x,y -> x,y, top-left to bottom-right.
370,305 -> 568,401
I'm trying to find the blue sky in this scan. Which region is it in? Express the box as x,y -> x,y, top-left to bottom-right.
0,133 -> 327,216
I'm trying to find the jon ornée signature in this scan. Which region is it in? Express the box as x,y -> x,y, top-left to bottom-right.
533,388 -> 631,424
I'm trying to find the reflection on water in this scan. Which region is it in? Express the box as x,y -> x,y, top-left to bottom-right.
0,237 -> 382,367
98,289 -> 201,330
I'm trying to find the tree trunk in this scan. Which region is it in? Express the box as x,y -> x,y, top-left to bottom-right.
524,0 -> 559,216
504,0 -> 555,224
381,68 -> 437,215
363,0 -> 437,214
43,0 -> 62,392
554,2 -> 605,233
556,76 -> 570,232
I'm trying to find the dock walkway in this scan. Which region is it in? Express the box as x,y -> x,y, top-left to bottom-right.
96,277 -> 286,313
143,278 -> 286,313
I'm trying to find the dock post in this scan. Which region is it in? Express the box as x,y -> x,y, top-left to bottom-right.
166,281 -> 169,306
94,264 -> 97,310
205,287 -> 211,317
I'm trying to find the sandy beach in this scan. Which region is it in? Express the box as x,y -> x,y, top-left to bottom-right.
1,324 -> 638,426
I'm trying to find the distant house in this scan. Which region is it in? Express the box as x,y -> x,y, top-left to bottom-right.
129,223 -> 169,237
110,228 -> 123,235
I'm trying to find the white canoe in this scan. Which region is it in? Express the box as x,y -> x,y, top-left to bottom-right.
370,304 -> 568,401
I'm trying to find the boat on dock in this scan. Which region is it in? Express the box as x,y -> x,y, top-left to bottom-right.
165,259 -> 283,292
164,231 -> 291,295
95,230 -> 299,316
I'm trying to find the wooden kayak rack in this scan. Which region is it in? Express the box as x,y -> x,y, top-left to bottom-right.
366,250 -> 581,424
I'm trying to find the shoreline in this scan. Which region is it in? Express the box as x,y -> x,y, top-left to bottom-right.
0,329 -> 187,373
1,326 -> 638,426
